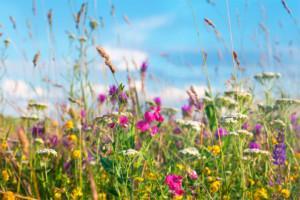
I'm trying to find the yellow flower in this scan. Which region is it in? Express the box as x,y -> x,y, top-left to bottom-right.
72,150 -> 81,159
54,192 -> 62,200
280,189 -> 290,199
71,187 -> 83,199
295,152 -> 300,159
207,176 -> 214,182
1,141 -> 8,150
134,177 -> 144,182
65,120 -> 74,130
173,195 -> 183,200
248,178 -> 255,186
208,145 -> 221,156
210,180 -> 221,193
254,188 -> 268,200
204,167 -> 211,175
2,170 -> 9,182
176,164 -> 185,171
99,193 -> 107,200
2,191 -> 15,200
52,120 -> 59,127
68,134 -> 78,143
146,172 -> 157,181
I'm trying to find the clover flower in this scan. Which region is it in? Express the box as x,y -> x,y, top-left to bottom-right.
165,174 -> 184,196
98,93 -> 106,104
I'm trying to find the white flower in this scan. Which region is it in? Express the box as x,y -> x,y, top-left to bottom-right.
243,148 -> 269,155
34,138 -> 44,145
179,147 -> 200,157
175,119 -> 204,131
237,129 -> 253,137
121,149 -> 139,156
36,148 -> 58,157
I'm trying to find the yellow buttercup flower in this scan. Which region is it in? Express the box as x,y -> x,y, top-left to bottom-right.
1,141 -> 8,150
280,189 -> 290,199
176,164 -> 185,171
248,178 -> 255,186
208,145 -> 221,156
210,180 -> 221,193
254,188 -> 268,200
68,134 -> 78,143
65,120 -> 74,130
2,170 -> 9,182
71,187 -> 83,199
146,172 -> 157,181
2,191 -> 15,200
72,150 -> 81,159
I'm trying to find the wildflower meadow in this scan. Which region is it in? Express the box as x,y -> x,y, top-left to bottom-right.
0,0 -> 300,199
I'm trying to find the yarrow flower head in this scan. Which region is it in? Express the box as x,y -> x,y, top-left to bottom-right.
165,174 -> 184,196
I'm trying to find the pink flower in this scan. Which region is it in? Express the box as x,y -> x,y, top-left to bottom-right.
152,106 -> 164,122
188,170 -> 198,180
165,174 -> 184,196
119,115 -> 129,128
144,111 -> 155,123
136,120 -> 150,132
150,126 -> 159,136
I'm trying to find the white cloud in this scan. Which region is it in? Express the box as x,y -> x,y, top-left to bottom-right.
103,46 -> 148,71
2,79 -> 44,99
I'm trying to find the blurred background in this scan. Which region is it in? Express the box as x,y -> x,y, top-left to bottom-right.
0,0 -> 299,116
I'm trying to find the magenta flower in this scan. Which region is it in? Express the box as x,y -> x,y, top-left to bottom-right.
152,106 -> 164,122
153,97 -> 162,106
80,109 -> 86,119
150,126 -> 159,136
188,170 -> 198,180
109,85 -> 118,96
215,127 -> 228,139
249,141 -> 260,149
242,122 -> 249,130
119,115 -> 129,128
165,174 -> 184,196
254,123 -> 262,135
98,93 -> 106,104
144,111 -> 155,123
181,104 -> 192,117
136,120 -> 150,132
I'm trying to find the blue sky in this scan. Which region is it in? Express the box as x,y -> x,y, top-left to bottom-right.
0,0 -> 300,115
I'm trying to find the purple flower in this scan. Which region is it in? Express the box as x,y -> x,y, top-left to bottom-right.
290,113 -> 298,125
98,93 -> 106,104
273,132 -> 286,165
249,141 -> 260,149
173,127 -> 182,135
118,91 -> 128,103
80,109 -> 86,119
153,97 -> 161,106
242,122 -> 249,130
254,123 -> 262,135
136,120 -> 150,132
140,61 -> 148,73
215,127 -> 228,139
181,104 -> 192,117
32,123 -> 45,138
109,85 -> 118,96
48,135 -> 58,147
